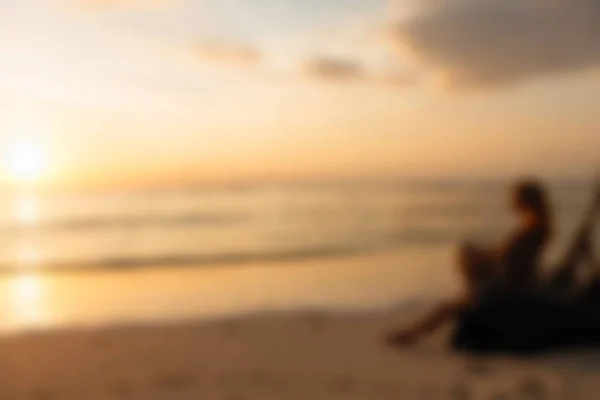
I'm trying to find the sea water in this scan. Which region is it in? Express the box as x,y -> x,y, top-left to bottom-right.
0,179 -> 594,332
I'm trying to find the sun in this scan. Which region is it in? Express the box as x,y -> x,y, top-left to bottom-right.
6,139 -> 48,182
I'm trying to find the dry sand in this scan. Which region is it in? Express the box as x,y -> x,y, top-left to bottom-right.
0,308 -> 599,400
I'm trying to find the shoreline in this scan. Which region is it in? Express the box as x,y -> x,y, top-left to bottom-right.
0,245 -> 384,277
1,249 -> 597,399
0,248 -> 454,334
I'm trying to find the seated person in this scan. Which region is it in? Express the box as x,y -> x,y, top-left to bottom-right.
388,177 -> 599,347
387,179 -> 554,345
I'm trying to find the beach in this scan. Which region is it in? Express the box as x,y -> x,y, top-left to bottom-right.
0,182 -> 596,399
0,251 -> 598,399
2,0 -> 598,396
1,307 -> 599,399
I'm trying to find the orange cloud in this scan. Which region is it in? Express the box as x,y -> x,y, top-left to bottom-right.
196,41 -> 262,67
71,0 -> 173,10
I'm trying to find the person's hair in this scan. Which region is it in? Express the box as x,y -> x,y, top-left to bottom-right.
513,179 -> 553,238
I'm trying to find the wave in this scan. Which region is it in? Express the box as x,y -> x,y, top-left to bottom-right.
0,225 -> 509,274
0,244 -> 370,274
0,211 -> 245,234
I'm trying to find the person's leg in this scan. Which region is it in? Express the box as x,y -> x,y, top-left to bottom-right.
386,244 -> 484,346
386,297 -> 468,346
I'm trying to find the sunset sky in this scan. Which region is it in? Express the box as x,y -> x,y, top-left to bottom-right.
0,0 -> 598,188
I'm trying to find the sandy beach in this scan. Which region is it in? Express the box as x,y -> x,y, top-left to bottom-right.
0,249 -> 598,399
1,307 -> 599,400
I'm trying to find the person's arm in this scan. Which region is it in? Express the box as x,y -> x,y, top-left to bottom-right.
462,242 -> 501,268
386,297 -> 468,346
482,229 -> 523,268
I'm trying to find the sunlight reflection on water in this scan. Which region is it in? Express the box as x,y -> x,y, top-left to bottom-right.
15,194 -> 39,225
3,194 -> 50,330
6,272 -> 49,329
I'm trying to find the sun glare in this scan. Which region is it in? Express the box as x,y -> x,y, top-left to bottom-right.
6,140 -> 48,182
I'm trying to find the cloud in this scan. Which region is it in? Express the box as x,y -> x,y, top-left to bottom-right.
192,39 -> 415,87
70,0 -> 173,10
196,41 -> 262,67
388,0 -> 600,88
304,56 -> 366,80
302,55 -> 417,87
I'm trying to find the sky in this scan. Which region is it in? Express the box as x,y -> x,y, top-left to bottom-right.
0,0 -> 598,188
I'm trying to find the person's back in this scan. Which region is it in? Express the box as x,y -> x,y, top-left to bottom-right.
497,180 -> 552,289
500,221 -> 548,287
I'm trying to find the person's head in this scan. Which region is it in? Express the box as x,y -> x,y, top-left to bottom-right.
511,179 -> 551,226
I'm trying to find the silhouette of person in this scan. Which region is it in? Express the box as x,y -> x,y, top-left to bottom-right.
388,176 -> 600,347
387,179 -> 554,345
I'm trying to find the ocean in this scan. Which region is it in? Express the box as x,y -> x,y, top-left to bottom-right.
0,179 -> 594,271
0,179 -> 596,332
